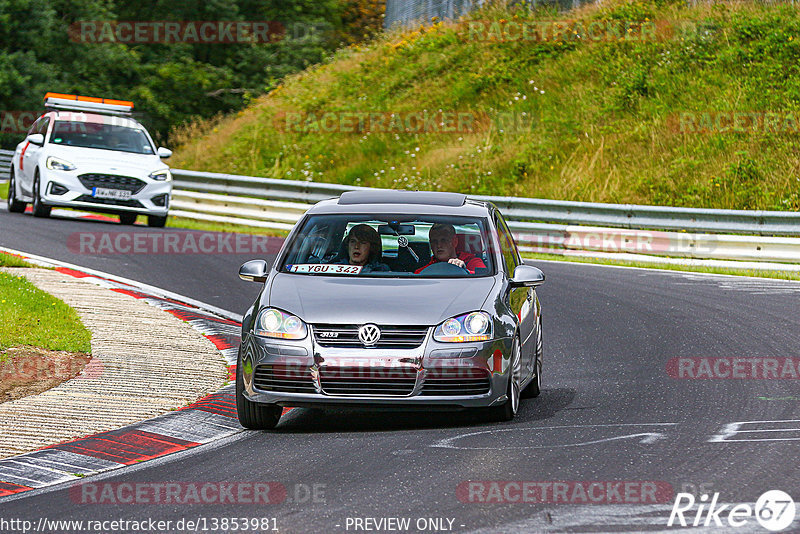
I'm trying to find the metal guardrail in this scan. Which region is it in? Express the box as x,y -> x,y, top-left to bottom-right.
169,169 -> 800,266
3,163 -> 798,265
172,169 -> 800,237
0,150 -> 13,182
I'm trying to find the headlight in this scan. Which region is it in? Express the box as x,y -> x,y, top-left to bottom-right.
46,156 -> 76,171
149,169 -> 171,181
254,308 -> 307,340
433,311 -> 492,343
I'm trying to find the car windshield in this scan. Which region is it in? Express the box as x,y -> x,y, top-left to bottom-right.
49,120 -> 155,155
280,214 -> 495,278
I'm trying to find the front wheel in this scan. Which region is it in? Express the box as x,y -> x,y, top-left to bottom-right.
7,169 -> 26,213
119,213 -> 137,225
485,337 -> 522,422
147,214 -> 167,228
236,351 -> 282,430
31,172 -> 51,218
522,317 -> 542,399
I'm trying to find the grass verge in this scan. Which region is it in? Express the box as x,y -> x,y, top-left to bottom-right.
524,252 -> 800,281
171,0 -> 800,211
0,271 -> 91,354
165,216 -> 289,237
0,252 -> 34,268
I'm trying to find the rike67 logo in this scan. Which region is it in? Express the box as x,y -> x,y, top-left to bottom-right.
668,490 -> 796,532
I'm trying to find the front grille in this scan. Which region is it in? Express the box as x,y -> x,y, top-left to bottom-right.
253,364 -> 315,393
421,368 -> 491,396
319,366 -> 417,396
313,324 -> 428,349
78,174 -> 147,194
75,195 -> 144,208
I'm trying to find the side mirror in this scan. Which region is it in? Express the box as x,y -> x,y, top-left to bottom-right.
27,134 -> 44,146
239,260 -> 269,283
157,147 -> 172,159
510,264 -> 545,288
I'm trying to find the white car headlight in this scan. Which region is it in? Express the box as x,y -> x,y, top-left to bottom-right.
46,156 -> 76,171
254,308 -> 307,340
149,169 -> 172,181
434,311 -> 492,343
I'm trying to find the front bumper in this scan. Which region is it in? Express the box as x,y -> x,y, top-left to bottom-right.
39,168 -> 171,216
239,331 -> 513,410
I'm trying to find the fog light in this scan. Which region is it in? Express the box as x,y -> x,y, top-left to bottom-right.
152,194 -> 168,207
49,183 -> 68,195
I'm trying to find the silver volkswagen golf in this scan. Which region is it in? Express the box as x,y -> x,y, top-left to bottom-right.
236,190 -> 545,429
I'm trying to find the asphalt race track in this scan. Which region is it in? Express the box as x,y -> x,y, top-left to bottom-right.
1,208 -> 799,533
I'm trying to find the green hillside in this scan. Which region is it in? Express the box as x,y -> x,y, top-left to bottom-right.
172,0 -> 800,211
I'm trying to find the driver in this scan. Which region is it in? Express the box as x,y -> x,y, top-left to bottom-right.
415,223 -> 486,274
337,224 -> 390,274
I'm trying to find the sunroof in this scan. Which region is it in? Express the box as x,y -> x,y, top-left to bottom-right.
337,190 -> 467,207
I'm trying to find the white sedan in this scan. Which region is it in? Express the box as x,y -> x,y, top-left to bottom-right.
7,94 -> 173,227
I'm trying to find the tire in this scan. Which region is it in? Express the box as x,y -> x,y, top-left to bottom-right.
486,336 -> 522,422
31,171 -> 51,218
236,350 -> 282,430
522,317 -> 542,399
147,214 -> 167,228
7,169 -> 26,213
119,213 -> 137,225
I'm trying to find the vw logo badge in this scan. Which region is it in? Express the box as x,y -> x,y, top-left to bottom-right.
398,236 -> 409,248
358,324 -> 381,346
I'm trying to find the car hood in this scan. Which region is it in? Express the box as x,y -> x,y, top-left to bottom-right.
267,273 -> 497,326
45,146 -> 165,174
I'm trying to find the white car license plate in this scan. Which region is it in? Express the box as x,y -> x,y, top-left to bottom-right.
92,188 -> 132,200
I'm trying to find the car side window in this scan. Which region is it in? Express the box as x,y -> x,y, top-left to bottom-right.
495,214 -> 519,277
28,118 -> 42,137
37,117 -> 50,138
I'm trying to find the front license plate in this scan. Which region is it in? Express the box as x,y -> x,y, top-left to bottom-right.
92,187 -> 132,200
289,264 -> 363,275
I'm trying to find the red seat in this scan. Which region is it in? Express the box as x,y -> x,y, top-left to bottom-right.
455,233 -> 485,256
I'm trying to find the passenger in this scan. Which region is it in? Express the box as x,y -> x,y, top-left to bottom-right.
415,223 -> 487,274
338,224 -> 390,274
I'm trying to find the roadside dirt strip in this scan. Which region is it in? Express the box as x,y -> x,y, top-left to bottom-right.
0,262 -> 247,498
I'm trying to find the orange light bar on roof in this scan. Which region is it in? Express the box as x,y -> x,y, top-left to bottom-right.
43,92 -> 134,109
